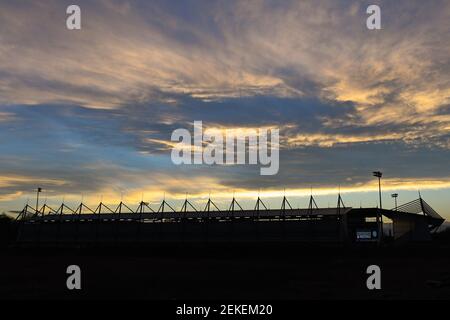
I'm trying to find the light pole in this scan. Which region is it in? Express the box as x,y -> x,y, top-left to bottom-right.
36,187 -> 42,214
391,193 -> 398,211
390,193 -> 398,239
373,171 -> 383,209
372,171 -> 383,243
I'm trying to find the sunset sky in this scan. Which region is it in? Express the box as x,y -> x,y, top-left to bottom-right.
0,0 -> 449,218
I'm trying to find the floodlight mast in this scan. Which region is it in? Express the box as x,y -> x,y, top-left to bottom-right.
372,171 -> 383,243
36,187 -> 42,215
391,193 -> 398,211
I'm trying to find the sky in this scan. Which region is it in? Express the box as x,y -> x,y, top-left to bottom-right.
0,0 -> 449,218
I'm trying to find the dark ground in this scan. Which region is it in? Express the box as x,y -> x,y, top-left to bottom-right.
0,242 -> 450,300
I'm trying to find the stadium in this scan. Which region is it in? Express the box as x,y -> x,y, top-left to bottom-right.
10,193 -> 444,246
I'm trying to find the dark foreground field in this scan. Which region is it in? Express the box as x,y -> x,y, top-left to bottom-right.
0,242 -> 450,300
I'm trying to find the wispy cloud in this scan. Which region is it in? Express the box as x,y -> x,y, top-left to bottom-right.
0,0 -> 449,216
